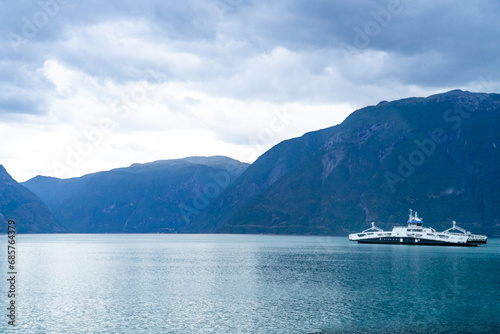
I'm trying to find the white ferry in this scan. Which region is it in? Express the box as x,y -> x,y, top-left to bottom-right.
349,209 -> 487,247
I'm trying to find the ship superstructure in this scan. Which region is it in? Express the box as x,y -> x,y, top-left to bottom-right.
348,210 -> 487,247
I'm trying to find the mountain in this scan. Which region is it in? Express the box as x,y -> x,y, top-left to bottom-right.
23,156 -> 248,233
0,165 -> 61,233
190,90 -> 500,236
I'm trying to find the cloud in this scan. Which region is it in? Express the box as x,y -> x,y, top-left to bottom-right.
4,1 -> 499,96
0,0 -> 499,181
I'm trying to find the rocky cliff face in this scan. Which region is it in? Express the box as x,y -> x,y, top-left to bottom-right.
190,90 -> 500,236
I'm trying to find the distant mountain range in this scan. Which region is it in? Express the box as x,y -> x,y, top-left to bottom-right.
22,156 -> 248,233
2,90 -> 499,235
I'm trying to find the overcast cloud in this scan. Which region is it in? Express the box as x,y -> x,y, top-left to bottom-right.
1,0 -> 499,181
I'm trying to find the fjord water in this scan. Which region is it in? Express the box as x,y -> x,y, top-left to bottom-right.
1,235 -> 499,333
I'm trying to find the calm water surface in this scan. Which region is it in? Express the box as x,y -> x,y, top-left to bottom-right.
1,234 -> 499,333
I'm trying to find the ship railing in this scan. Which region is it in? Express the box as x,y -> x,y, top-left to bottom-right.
468,234 -> 487,241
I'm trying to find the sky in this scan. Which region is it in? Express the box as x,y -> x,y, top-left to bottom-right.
1,0 -> 499,182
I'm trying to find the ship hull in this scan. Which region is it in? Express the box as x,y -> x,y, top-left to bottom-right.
467,240 -> 487,245
355,237 -> 477,247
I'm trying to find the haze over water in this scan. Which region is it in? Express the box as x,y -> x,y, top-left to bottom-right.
1,234 -> 499,333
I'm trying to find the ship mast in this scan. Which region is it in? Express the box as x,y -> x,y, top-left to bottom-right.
407,209 -> 423,226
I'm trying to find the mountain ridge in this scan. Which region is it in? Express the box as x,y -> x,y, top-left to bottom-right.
188,90 -> 500,236
23,156 -> 249,233
13,90 -> 500,236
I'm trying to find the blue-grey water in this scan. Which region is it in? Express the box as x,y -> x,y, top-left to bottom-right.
1,234 -> 499,333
